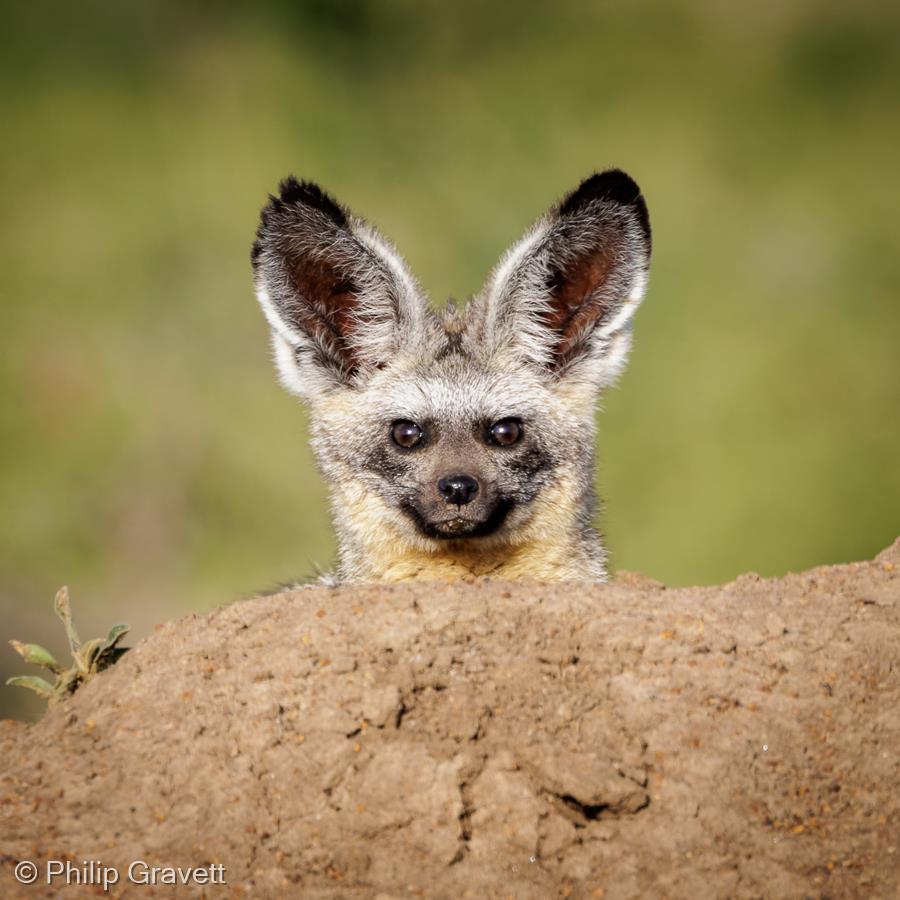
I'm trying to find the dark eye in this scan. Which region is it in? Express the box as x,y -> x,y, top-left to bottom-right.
390,420 -> 424,449
489,418 -> 523,446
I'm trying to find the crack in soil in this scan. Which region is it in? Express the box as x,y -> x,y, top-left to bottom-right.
548,789 -> 651,826
450,753 -> 488,866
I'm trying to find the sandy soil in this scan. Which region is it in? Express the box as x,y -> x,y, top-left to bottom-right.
1,540 -> 898,899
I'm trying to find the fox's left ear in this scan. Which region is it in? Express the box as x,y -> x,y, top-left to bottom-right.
473,169 -> 651,391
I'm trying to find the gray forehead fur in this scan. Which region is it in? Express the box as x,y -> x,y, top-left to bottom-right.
357,324 -> 557,424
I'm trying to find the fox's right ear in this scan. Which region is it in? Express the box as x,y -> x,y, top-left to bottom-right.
251,177 -> 427,400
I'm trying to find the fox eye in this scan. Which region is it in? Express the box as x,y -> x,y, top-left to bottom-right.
489,418 -> 522,446
391,420 -> 424,449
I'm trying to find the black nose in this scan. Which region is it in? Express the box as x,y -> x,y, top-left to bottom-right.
438,474 -> 480,506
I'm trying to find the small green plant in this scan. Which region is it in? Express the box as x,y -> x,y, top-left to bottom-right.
7,586 -> 130,704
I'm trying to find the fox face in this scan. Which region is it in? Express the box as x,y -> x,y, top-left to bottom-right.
252,171 -> 650,582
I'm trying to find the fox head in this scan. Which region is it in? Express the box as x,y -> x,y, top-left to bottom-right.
251,171 -> 650,582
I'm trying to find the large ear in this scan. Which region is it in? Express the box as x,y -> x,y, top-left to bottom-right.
251,177 -> 427,399
471,169 -> 651,391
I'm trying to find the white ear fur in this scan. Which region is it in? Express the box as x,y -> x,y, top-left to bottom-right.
251,276 -> 325,398
480,219 -> 559,372
268,327 -> 327,400
595,266 -> 649,342
578,264 -> 649,392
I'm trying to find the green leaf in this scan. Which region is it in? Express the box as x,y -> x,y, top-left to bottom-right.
53,586 -> 81,653
104,623 -> 130,650
8,641 -> 62,673
6,675 -> 55,699
78,638 -> 105,674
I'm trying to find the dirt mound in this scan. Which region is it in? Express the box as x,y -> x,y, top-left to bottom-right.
1,541 -> 898,899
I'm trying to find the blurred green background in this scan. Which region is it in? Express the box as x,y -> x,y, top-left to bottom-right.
2,0 -> 899,719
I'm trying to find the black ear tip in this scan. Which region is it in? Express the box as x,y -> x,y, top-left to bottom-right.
560,168 -> 651,245
265,175 -> 349,228
276,175 -> 308,203
565,168 -> 641,207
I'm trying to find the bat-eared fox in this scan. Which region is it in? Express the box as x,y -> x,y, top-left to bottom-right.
251,170 -> 650,583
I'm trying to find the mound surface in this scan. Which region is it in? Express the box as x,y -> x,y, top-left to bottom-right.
1,541 -> 898,898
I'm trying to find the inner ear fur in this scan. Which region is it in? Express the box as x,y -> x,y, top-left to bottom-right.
542,234 -> 621,369
279,241 -> 368,376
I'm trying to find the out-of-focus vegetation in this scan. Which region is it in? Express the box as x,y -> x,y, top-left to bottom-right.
2,0 -> 898,718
